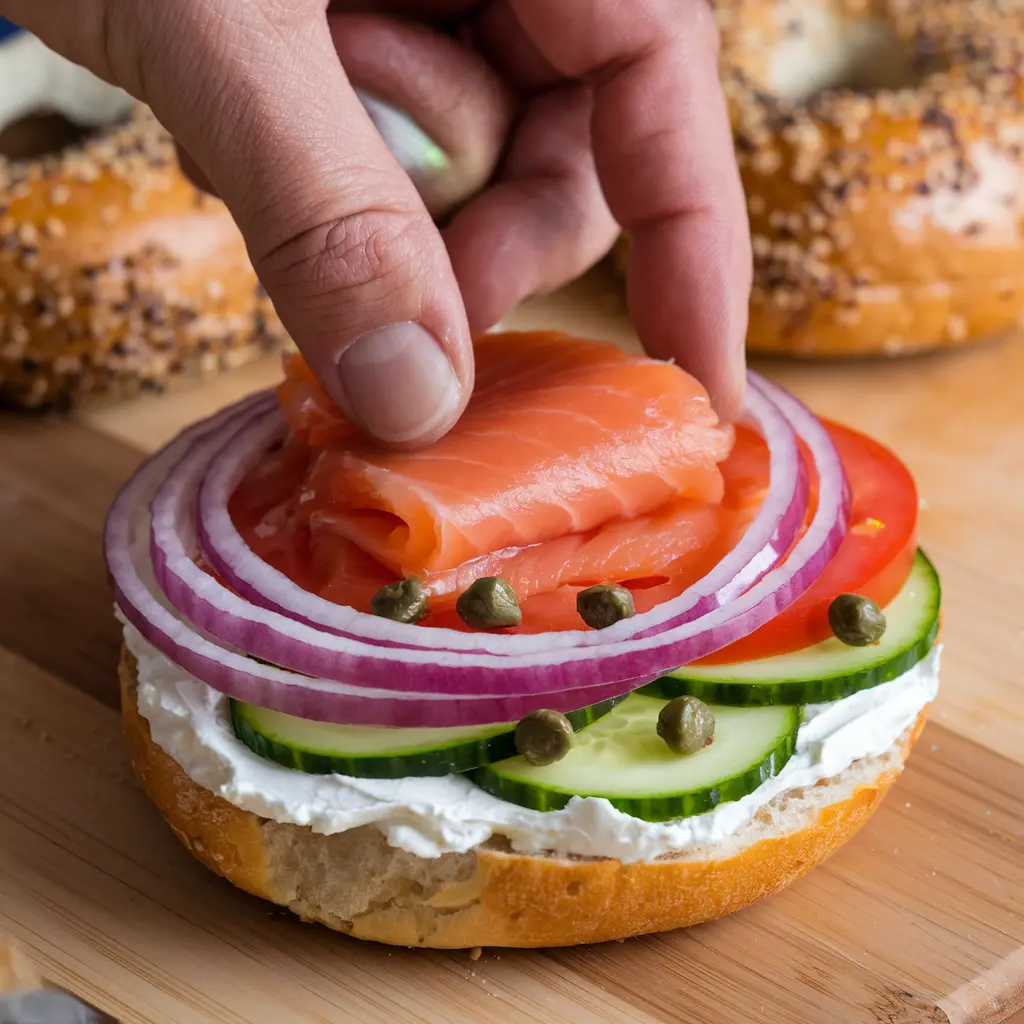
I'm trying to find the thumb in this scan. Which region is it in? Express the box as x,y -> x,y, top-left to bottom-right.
3,0 -> 474,449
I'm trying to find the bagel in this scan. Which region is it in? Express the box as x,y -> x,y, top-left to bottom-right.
614,0 -> 1024,357
0,34 -> 286,410
119,646 -> 927,949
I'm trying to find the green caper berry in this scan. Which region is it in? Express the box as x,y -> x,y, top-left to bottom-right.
828,593 -> 886,647
456,576 -> 522,630
657,696 -> 716,756
371,578 -> 429,624
577,583 -> 636,630
515,709 -> 575,765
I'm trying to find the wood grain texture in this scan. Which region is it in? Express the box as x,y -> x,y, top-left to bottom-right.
0,268 -> 1018,1022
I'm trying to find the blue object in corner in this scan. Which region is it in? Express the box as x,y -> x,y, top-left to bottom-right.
0,18 -> 23,43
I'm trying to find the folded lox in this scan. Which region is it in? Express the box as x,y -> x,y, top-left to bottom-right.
239,332 -> 740,629
295,333 -> 733,569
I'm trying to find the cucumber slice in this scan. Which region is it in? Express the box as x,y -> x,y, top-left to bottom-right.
640,548 -> 940,707
230,696 -> 622,778
471,696 -> 799,821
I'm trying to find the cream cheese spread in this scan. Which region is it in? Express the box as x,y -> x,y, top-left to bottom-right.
124,621 -> 939,864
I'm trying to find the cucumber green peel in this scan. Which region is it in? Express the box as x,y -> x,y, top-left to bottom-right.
230,695 -> 623,779
639,548 -> 940,707
231,551 -> 937,808
471,696 -> 799,821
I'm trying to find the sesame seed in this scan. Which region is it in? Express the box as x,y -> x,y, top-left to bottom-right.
53,355 -> 83,375
752,149 -> 782,175
809,237 -> 833,259
947,315 -> 968,342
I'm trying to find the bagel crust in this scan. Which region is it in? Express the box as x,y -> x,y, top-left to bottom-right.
615,0 -> 1024,358
120,647 -> 927,948
0,106 -> 288,410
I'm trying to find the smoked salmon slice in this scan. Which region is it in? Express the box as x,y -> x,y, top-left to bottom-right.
231,332 -> 759,632
283,332 -> 733,577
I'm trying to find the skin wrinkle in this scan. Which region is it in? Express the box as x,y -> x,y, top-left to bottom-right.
257,204 -> 420,284
220,69 -> 390,234
175,5 -> 279,156
608,125 -> 727,216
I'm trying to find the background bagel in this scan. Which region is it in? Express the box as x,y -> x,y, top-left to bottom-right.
0,34 -> 286,411
614,0 -> 1024,358
120,647 -> 927,949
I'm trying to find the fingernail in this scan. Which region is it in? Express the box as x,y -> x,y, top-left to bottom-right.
355,90 -> 454,216
336,323 -> 461,446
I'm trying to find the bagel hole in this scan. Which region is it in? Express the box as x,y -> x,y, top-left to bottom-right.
768,13 -> 938,103
0,113 -> 95,160
0,111 -> 129,161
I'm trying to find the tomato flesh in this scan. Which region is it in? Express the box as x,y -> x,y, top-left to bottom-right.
694,421 -> 918,664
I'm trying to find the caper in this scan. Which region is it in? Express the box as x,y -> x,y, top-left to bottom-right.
657,696 -> 716,756
828,593 -> 886,646
577,583 -> 636,630
515,709 -> 575,765
456,576 -> 522,630
371,578 -> 429,624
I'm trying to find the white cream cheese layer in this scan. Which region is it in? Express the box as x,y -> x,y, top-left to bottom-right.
124,622 -> 939,864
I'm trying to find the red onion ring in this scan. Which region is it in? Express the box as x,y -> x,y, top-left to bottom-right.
112,400 -> 637,726
108,375 -> 848,723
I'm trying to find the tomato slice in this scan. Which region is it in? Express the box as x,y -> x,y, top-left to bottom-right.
694,421 -> 918,664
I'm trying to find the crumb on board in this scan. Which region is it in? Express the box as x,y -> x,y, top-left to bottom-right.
469,947 -> 482,962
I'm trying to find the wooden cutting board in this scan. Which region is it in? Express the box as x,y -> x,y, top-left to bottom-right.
1,271 -> 1022,1024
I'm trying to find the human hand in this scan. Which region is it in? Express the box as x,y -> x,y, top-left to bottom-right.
0,0 -> 750,442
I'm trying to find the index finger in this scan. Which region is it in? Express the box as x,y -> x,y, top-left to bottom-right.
509,0 -> 751,420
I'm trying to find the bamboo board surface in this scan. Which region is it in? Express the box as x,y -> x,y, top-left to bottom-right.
1,270 -> 1022,1023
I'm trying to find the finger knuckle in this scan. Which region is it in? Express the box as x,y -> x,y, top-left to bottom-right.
258,208 -> 424,308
